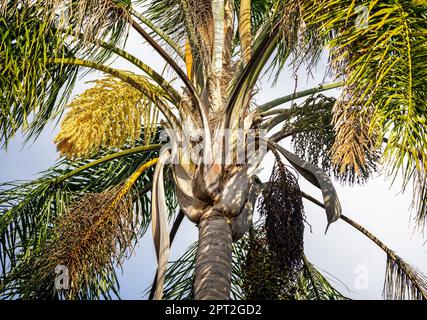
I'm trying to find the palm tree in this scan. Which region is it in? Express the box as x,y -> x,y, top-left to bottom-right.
0,0 -> 426,300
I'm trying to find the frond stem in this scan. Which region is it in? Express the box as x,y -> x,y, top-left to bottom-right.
259,82 -> 343,112
225,21 -> 281,129
301,191 -> 427,300
130,19 -> 211,148
93,39 -> 183,106
52,144 -> 161,185
130,8 -> 185,60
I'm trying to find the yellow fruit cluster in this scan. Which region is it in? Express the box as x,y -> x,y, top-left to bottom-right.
55,76 -> 159,158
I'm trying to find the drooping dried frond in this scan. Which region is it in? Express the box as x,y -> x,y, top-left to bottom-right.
329,95 -> 380,184
273,94 -> 379,184
384,254 -> 427,300
412,170 -> 427,230
54,76 -> 160,158
258,154 -> 305,274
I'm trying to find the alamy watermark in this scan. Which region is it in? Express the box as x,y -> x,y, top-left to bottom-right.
354,264 -> 369,290
54,264 -> 69,291
355,5 -> 369,29
159,124 -> 268,166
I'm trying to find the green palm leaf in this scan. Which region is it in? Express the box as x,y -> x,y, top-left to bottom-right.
0,137 -> 161,299
0,1 -> 132,147
302,0 -> 427,208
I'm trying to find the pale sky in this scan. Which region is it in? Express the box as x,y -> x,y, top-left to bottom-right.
0,26 -> 426,300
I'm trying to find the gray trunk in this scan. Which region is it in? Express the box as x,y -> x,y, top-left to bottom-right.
194,209 -> 232,300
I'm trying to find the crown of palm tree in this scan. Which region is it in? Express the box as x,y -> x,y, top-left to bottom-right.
0,0 -> 426,300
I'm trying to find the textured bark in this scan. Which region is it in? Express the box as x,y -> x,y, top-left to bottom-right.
194,210 -> 232,300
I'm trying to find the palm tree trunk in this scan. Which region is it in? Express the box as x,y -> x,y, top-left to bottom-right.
194,209 -> 232,300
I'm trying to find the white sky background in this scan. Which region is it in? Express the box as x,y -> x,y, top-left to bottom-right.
0,24 -> 426,300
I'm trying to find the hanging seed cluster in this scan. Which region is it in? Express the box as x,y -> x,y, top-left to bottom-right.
291,95 -> 336,173
242,226 -> 297,300
258,155 -> 305,277
29,185 -> 138,298
290,94 -> 379,184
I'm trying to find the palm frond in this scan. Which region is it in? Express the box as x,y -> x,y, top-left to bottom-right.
130,7 -> 185,60
0,137 -> 161,299
295,256 -> 349,300
136,0 -> 214,98
4,0 -> 131,46
0,4 -> 78,146
0,0 -> 132,147
138,0 -> 275,64
160,240 -> 247,300
265,0 -> 326,83
140,0 -> 213,63
412,170 -> 427,230
136,0 -> 186,52
302,191 -> 427,300
269,94 -> 379,184
384,254 -> 427,300
302,0 -> 427,206
161,242 -> 197,300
